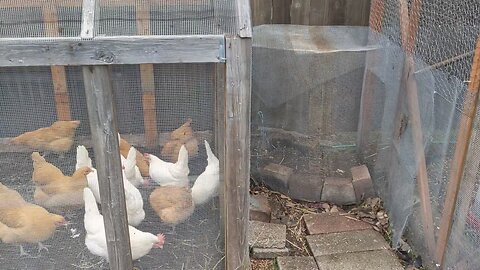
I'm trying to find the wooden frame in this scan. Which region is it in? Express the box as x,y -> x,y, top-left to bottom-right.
435,36 -> 480,267
0,35 -> 226,67
0,0 -> 252,269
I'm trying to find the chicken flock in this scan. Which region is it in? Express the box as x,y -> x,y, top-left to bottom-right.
0,119 -> 220,262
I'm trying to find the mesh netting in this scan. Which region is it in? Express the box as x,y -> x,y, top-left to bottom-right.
359,0 -> 479,268
0,63 -> 224,269
0,0 -> 236,38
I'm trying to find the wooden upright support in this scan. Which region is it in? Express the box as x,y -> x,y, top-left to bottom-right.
136,0 -> 158,147
83,66 -> 133,270
42,5 -> 72,121
436,36 -> 480,267
223,36 -> 252,270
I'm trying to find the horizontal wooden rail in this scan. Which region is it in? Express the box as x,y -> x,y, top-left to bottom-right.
0,35 -> 226,67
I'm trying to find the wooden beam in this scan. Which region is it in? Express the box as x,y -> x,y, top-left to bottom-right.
236,0 -> 253,37
397,0 -> 437,257
250,0 -> 273,26
135,0 -> 158,148
42,5 -> 72,121
435,36 -> 480,267
224,36 -> 251,270
357,0 -> 385,157
0,35 -> 226,67
83,65 -> 133,270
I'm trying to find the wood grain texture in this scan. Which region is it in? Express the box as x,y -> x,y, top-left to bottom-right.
42,5 -> 72,121
272,0 -> 292,24
80,0 -> 98,39
436,36 -> 480,266
345,0 -> 371,26
251,0 -> 273,26
290,0 -> 311,25
0,35 -> 226,66
236,0 -> 253,37
224,36 -> 252,270
82,65 -> 133,270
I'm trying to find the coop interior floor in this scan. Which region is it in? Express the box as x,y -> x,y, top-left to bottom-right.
0,150 -> 224,270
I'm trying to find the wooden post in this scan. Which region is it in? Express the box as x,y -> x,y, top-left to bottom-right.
83,66 -> 134,270
396,0 -> 437,258
224,36 -> 252,270
435,36 -> 480,267
356,0 -> 385,158
136,0 -> 158,147
42,5 -> 72,121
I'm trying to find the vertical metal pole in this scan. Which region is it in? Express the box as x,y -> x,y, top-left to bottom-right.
224,36 -> 252,270
81,0 -> 133,269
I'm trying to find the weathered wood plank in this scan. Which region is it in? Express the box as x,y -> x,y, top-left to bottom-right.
308,0 -> 327,25
80,0 -> 98,39
224,36 -> 251,270
345,0 -> 371,26
82,65 -> 133,270
0,35 -> 226,67
290,0 -> 311,25
135,0 -> 158,148
436,36 -> 480,266
236,0 -> 253,37
272,0 -> 292,24
42,5 -> 72,121
325,0 -> 346,25
251,0 -> 272,26
0,131 -> 213,153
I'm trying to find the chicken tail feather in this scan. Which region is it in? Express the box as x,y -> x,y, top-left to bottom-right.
76,145 -> 92,169
83,188 -> 100,216
204,140 -> 219,165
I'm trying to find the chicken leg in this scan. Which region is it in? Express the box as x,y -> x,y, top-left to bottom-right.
19,245 -> 30,257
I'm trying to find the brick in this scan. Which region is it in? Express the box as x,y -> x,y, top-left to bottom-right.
321,177 -> 356,205
303,213 -> 371,235
277,256 -> 319,270
315,249 -> 403,270
288,173 -> 324,202
248,221 -> 286,249
251,247 -> 289,259
351,165 -> 376,201
261,163 -> 293,193
306,230 -> 389,257
249,194 -> 272,222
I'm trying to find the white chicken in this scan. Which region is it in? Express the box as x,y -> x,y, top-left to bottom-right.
83,188 -> 165,260
122,146 -> 147,187
145,145 -> 190,187
191,141 -> 220,205
76,145 -> 145,226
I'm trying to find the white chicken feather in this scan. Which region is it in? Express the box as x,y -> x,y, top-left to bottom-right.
121,146 -> 146,187
191,141 -> 220,205
76,145 -> 145,226
145,145 -> 189,187
83,188 -> 165,260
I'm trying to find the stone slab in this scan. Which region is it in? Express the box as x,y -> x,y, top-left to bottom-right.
248,220 -> 286,249
304,213 -> 371,235
321,177 -> 356,205
306,230 -> 389,257
250,194 -> 272,222
289,173 -> 324,202
277,256 -> 319,270
315,249 -> 403,270
351,165 -> 375,200
251,247 -> 289,259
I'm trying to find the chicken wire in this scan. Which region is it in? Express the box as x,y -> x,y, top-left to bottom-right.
0,63 -> 224,270
251,25 -> 373,193
0,0 -> 236,38
359,0 -> 479,268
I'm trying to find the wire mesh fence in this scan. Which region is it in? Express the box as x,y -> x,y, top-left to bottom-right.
0,0 -> 238,269
359,0 -> 480,268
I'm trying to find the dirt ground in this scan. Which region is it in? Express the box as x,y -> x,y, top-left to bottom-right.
0,148 -> 224,270
249,184 -> 423,270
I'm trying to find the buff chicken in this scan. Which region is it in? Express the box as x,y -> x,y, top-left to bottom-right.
161,119 -> 199,162
10,120 -> 80,153
118,134 -> 150,177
